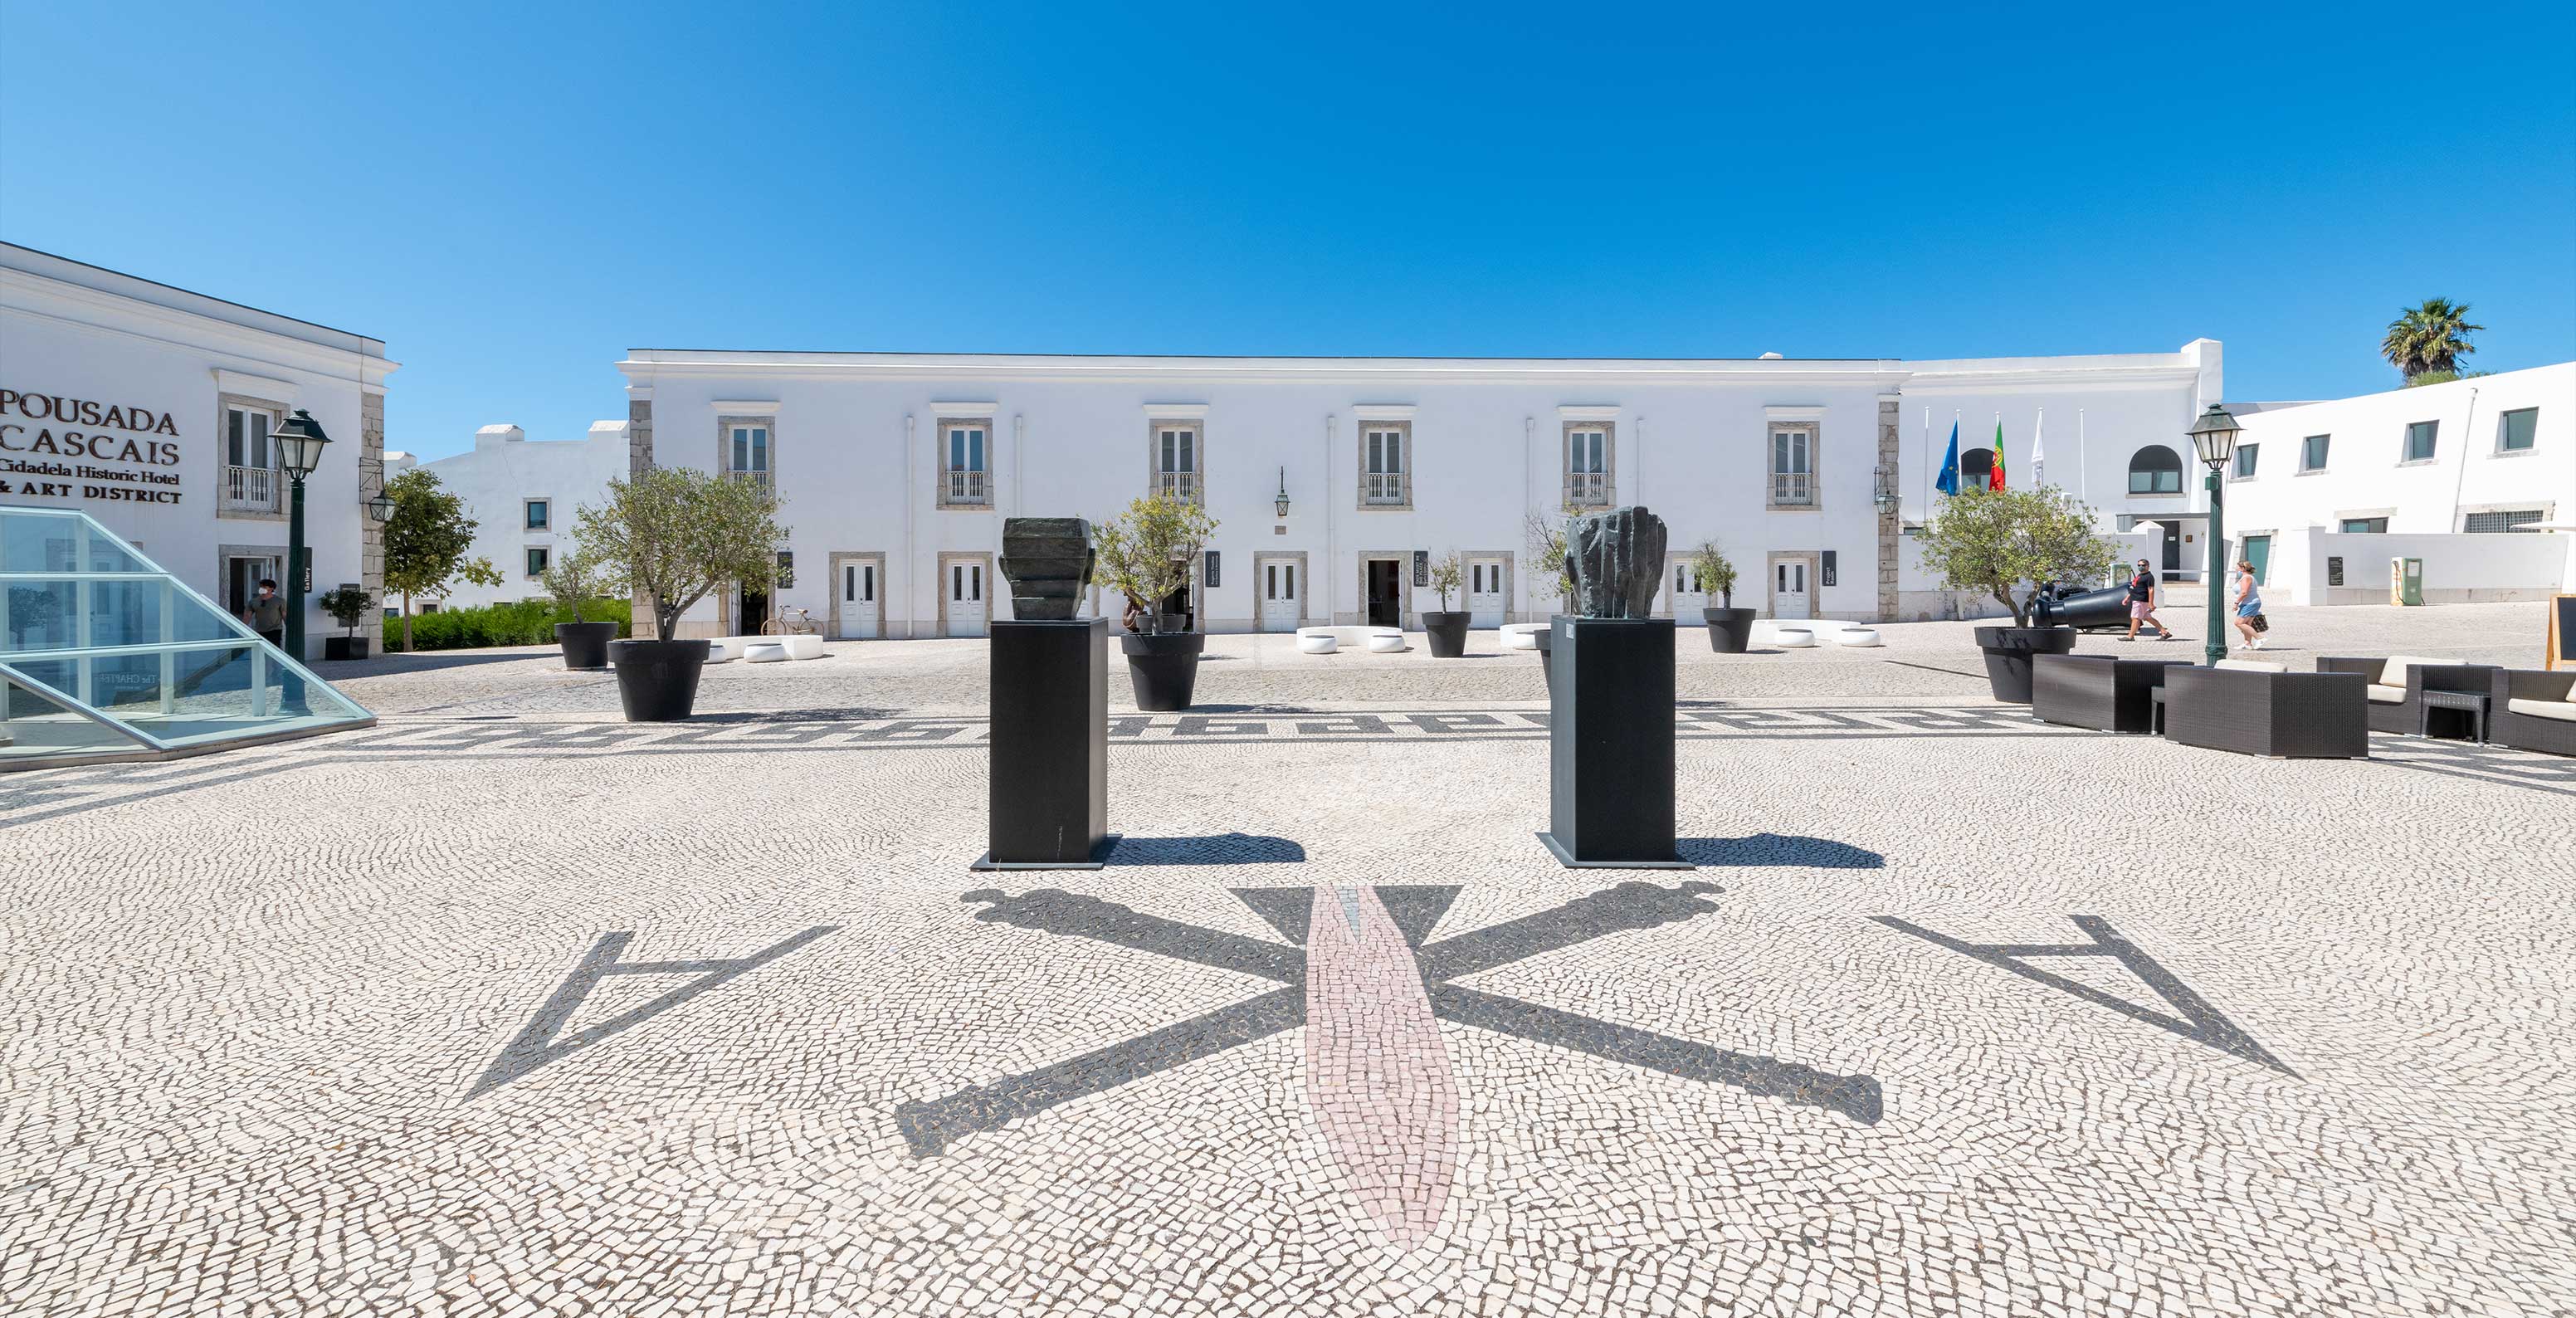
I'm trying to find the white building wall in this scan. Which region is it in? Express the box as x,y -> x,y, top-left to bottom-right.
1,243 -> 395,661
399,419 -> 630,613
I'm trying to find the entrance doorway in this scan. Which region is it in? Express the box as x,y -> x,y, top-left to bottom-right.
737,586 -> 771,637
945,559 -> 988,637
2242,534 -> 2272,585
1466,558 -> 1507,627
1670,564 -> 1707,620
1772,559 -> 1811,620
835,557 -> 881,640
1364,559 -> 1404,628
1256,556 -> 1300,632
225,554 -> 284,619
1155,583 -> 1195,633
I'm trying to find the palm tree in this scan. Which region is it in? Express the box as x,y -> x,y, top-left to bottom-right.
2380,298 -> 2484,380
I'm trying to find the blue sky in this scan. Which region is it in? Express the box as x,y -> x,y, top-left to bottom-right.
4,1 -> 2570,461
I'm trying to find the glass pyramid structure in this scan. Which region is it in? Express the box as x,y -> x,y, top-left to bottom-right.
2,505 -> 372,769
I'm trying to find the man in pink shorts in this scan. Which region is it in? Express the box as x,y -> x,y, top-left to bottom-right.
2121,559 -> 2174,642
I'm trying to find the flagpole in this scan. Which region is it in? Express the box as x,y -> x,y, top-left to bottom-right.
2034,408 -> 2045,488
1920,406 -> 1930,520
2078,409 -> 2089,504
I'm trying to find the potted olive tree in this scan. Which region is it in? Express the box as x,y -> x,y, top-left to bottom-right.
1522,508 -> 1577,677
541,549 -> 623,671
1422,552 -> 1470,657
1692,541 -> 1751,653
573,466 -> 785,721
316,586 -> 375,660
1093,491 -> 1217,710
1917,486 -> 2120,702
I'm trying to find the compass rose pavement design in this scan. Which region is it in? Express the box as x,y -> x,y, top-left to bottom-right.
895,881 -> 1884,1248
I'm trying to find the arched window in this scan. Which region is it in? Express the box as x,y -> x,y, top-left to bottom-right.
2129,445 -> 2183,494
1960,447 -> 1994,485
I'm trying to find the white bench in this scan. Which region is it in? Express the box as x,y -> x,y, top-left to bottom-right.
743,642 -> 791,663
1499,623 -> 1546,652
1295,625 -> 1407,654
1833,628 -> 1884,647
712,633 -> 822,661
1773,627 -> 1816,648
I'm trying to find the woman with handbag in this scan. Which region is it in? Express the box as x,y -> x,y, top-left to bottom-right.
2231,559 -> 2268,651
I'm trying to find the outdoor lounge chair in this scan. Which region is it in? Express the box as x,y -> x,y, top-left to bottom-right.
2160,664 -> 2368,759
2317,654 -> 2502,736
2031,653 -> 2189,734
2491,668 -> 2576,757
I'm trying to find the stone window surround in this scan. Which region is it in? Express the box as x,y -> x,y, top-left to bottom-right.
1251,549 -> 1310,627
713,402 -> 779,478
1355,549 -> 1415,630
935,550 -> 995,633
524,544 -> 550,579
827,550 -> 886,639
1763,550 -> 1822,620
1559,408 -> 1617,510
524,498 -> 551,531
934,403 -> 999,509
2492,407 -> 2539,456
1354,407 -> 1414,510
1765,406 -> 1824,511
1145,404 -> 1208,503
214,542 -> 286,618
2296,433 -> 2331,473
214,391 -> 291,524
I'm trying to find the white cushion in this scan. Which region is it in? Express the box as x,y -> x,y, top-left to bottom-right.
2377,655 -> 2450,686
2365,683 -> 2406,704
2215,658 -> 2288,673
2508,698 -> 2576,723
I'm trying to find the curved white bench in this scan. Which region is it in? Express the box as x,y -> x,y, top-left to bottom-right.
1296,632 -> 1338,655
1295,626 -> 1408,654
702,637 -> 741,664
1773,628 -> 1816,649
1834,628 -> 1884,647
712,633 -> 822,661
743,642 -> 791,663
1499,622 -> 1545,652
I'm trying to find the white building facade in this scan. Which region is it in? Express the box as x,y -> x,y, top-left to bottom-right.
612,343 -> 2227,639
1,243 -> 394,660
393,419 -> 630,613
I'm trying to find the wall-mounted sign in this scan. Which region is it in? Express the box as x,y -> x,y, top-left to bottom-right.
1203,550 -> 1220,589
1412,550 -> 1429,587
1820,550 -> 1838,587
0,388 -> 186,505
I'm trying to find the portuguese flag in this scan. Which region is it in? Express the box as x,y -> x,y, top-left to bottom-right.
1989,417 -> 2007,491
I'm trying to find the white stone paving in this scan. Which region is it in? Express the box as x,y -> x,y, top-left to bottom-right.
2,601 -> 2569,1316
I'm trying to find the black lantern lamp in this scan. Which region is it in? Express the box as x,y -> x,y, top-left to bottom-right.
1275,467 -> 1290,518
2185,405 -> 2241,666
366,489 -> 394,523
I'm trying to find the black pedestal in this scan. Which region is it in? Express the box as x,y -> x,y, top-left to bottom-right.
1539,616 -> 1690,869
974,618 -> 1115,871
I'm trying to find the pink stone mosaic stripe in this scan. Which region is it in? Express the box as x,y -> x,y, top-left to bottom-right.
1303,884 -> 1457,1251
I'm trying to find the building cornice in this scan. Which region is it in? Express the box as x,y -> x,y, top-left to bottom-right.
2,270 -> 398,388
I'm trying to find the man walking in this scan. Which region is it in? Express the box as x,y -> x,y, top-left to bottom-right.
2120,559 -> 2175,642
242,578 -> 286,648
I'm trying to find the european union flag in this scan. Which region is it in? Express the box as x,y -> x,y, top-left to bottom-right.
1934,420 -> 1962,495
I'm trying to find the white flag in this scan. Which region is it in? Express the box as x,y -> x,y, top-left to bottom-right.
2031,411 -> 2047,466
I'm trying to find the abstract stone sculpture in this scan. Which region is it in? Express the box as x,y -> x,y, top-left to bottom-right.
1563,506 -> 1668,619
998,517 -> 1096,621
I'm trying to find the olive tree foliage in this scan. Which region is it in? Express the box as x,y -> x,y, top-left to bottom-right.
381,469 -> 502,652
1916,486 -> 2120,627
539,547 -> 623,624
1690,540 -> 1739,609
1428,552 -> 1465,611
1091,491 -> 1217,635
1522,506 -> 1577,608
573,466 -> 787,642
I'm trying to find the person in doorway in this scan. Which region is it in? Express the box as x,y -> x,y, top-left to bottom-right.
2232,559 -> 2267,651
242,578 -> 286,647
2120,559 -> 2174,642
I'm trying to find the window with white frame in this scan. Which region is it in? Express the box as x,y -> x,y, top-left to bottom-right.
526,545 -> 550,577
2498,408 -> 2537,453
2232,444 -> 2259,479
524,499 -> 549,530
1771,427 -> 1814,505
1565,427 -> 1608,506
2403,420 -> 2437,462
2300,434 -> 2330,471
221,401 -> 283,514
1155,423 -> 1199,501
729,423 -> 772,482
1363,424 -> 1408,505
942,421 -> 988,505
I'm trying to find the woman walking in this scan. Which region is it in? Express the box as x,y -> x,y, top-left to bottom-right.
2232,559 -> 2267,651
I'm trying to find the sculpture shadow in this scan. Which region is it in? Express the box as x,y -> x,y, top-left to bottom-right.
1108,832 -> 1307,866
1678,834 -> 1886,870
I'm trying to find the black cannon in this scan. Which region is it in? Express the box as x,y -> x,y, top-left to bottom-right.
2030,582 -> 2148,632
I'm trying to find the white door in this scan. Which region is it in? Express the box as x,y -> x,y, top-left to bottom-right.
946,561 -> 988,637
1256,558 -> 1300,632
1467,559 -> 1506,627
839,561 -> 880,640
1671,564 -> 1707,620
1773,561 -> 1811,620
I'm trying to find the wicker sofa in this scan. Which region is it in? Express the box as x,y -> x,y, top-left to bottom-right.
2031,653 -> 2190,734
2316,654 -> 2503,736
2491,669 -> 2576,756
2160,663 -> 2369,759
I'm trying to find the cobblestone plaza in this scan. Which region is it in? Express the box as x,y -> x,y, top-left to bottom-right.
5,603 -> 2570,1316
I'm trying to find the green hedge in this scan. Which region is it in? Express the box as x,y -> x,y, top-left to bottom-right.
385,598 -> 632,652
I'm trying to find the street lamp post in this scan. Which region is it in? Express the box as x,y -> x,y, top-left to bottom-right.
2186,405 -> 2241,667
271,409 -> 334,663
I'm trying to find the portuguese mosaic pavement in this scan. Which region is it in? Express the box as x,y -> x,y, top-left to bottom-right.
3,605 -> 2571,1316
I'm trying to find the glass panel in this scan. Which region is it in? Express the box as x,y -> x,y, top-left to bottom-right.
2500,408 -> 2536,451
1180,431 -> 1193,473
1284,565 -> 1294,596
2303,435 -> 2329,469
227,409 -> 246,466
969,430 -> 984,472
864,565 -> 874,600
752,428 -> 769,471
2407,422 -> 2437,461
251,412 -> 270,469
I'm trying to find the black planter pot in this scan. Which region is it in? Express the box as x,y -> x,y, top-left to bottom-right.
1121,632 -> 1206,710
556,621 -> 618,671
1972,625 -> 2078,703
1702,606 -> 1755,653
607,638 -> 710,722
324,636 -> 373,661
1422,611 -> 1471,657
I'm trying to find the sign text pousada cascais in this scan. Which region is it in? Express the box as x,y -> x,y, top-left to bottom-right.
0,387 -> 185,505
